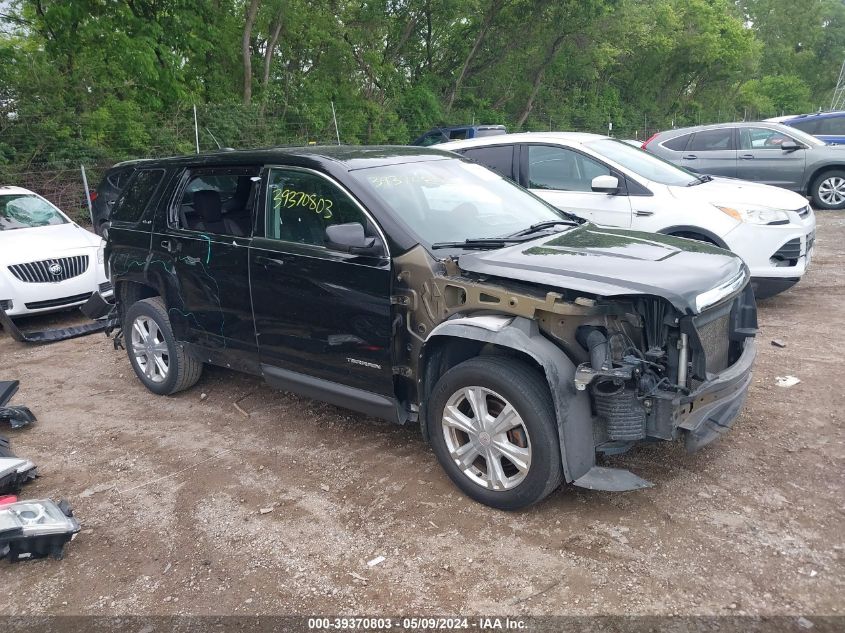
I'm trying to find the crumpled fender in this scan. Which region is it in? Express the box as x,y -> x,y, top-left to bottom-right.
423,314 -> 595,483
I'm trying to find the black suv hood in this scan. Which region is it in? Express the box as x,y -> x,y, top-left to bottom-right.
457,225 -> 746,314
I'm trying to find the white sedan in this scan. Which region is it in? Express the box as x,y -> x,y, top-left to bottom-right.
0,186 -> 111,317
440,132 -> 816,298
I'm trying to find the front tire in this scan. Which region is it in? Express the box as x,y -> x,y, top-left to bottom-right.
124,297 -> 203,395
811,170 -> 845,210
426,356 -> 563,510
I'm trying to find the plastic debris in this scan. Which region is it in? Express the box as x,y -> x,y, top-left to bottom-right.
0,406 -> 37,429
0,457 -> 38,495
771,339 -> 787,348
0,306 -> 107,344
775,375 -> 801,388
797,616 -> 815,630
367,555 -> 385,567
0,498 -> 80,562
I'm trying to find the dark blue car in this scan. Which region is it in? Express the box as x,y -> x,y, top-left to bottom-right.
775,111 -> 845,145
411,124 -> 506,146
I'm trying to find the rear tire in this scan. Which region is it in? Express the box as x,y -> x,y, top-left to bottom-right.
811,169 -> 845,210
426,356 -> 562,510
124,297 -> 203,395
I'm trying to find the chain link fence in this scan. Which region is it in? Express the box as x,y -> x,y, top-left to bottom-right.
0,103 -> 779,225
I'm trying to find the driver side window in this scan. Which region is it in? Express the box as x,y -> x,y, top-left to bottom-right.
527,145 -> 610,192
740,127 -> 796,150
266,168 -> 372,248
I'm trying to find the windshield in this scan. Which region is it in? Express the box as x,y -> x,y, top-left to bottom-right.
352,158 -> 566,245
585,139 -> 700,186
0,194 -> 68,231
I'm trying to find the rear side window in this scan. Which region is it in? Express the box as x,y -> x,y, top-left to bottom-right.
789,118 -> 821,134
662,134 -> 691,151
817,117 -> 845,135
107,168 -> 134,190
111,169 -> 165,223
175,169 -> 259,237
460,146 -> 515,180
687,128 -> 735,151
448,129 -> 469,140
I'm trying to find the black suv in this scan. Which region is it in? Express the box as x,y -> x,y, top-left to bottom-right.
101,146 -> 758,510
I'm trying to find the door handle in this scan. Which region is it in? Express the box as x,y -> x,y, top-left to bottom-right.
634,210 -> 654,217
160,239 -> 177,253
739,154 -> 754,160
255,255 -> 285,267
681,154 -> 697,160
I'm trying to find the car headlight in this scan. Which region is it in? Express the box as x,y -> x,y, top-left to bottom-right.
713,204 -> 790,225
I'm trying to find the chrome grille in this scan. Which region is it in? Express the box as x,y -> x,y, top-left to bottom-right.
8,255 -> 89,283
696,313 -> 730,374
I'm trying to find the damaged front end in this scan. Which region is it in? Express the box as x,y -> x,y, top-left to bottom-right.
568,280 -> 758,456
393,242 -> 757,493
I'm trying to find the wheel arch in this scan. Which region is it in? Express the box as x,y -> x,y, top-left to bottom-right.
419,315 -> 595,483
805,164 -> 845,195
658,225 -> 728,249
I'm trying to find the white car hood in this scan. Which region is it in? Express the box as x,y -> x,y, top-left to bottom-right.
0,223 -> 102,265
665,177 -> 809,210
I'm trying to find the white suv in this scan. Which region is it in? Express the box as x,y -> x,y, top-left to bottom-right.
440,132 -> 816,298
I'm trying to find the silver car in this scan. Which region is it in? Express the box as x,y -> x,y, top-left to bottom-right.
643,121 -> 845,209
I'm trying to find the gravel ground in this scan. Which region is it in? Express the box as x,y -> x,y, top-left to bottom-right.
0,212 -> 842,621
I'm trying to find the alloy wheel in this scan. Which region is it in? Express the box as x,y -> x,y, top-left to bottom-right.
131,315 -> 170,384
818,176 -> 845,206
441,386 -> 532,491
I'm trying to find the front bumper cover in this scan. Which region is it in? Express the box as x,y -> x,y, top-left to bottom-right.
678,337 -> 757,451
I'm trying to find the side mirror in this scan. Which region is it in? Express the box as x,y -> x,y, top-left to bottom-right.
780,140 -> 800,152
591,174 -> 620,194
325,222 -> 383,256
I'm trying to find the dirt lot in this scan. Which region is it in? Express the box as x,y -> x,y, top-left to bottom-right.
0,213 -> 843,620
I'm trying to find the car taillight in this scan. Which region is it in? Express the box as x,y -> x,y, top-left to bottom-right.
641,133 -> 659,150
89,190 -> 98,202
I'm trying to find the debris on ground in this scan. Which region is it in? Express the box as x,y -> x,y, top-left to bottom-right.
771,339 -> 787,348
367,555 -> 385,567
0,380 -> 37,429
776,375 -> 801,388
0,457 -> 38,495
0,306 -> 108,344
200,393 -> 208,401
0,498 -> 80,562
259,506 -> 274,515
0,406 -> 36,430
0,436 -> 12,458
797,616 -> 815,629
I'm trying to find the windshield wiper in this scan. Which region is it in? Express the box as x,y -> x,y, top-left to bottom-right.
508,218 -> 579,238
431,237 -> 534,250
687,174 -> 713,186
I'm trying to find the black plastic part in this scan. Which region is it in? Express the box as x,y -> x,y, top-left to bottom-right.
0,406 -> 36,429
0,306 -> 107,344
0,436 -> 11,458
80,291 -> 115,320
0,381 -> 19,407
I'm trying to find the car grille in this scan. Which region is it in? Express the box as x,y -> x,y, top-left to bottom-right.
24,292 -> 93,310
695,313 -> 731,374
771,238 -> 801,262
8,256 -> 89,283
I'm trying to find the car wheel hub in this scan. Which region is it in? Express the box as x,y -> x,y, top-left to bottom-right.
441,386 -> 532,491
131,315 -> 170,384
819,176 -> 845,205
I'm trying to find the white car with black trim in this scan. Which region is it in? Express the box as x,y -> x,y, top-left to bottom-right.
441,132 -> 816,298
0,186 -> 112,317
